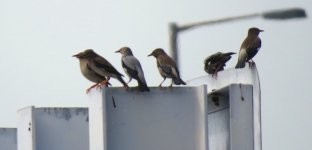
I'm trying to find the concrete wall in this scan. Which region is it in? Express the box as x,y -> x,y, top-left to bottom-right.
89,86 -> 208,150
0,128 -> 17,150
17,107 -> 89,150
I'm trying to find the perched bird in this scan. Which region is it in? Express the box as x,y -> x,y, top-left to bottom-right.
204,52 -> 236,77
115,47 -> 150,92
73,49 -> 128,93
235,27 -> 263,68
148,48 -> 186,87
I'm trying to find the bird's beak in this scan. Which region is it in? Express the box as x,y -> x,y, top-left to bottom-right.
259,30 -> 264,32
147,53 -> 153,57
115,50 -> 120,53
72,52 -> 82,58
230,52 -> 236,55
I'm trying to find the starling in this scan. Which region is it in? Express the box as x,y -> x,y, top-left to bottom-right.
204,52 -> 236,77
235,27 -> 263,68
115,47 -> 150,92
73,49 -> 128,93
148,48 -> 186,87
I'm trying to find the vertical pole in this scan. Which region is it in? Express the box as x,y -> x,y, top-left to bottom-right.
169,23 -> 179,68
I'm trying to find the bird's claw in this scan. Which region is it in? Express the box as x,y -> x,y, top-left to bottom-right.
248,60 -> 255,68
124,84 -> 129,90
95,84 -> 102,90
212,72 -> 218,79
86,88 -> 92,94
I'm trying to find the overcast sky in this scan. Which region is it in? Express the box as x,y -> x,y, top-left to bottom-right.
0,0 -> 311,150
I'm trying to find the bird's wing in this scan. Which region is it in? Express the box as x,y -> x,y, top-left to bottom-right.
122,56 -> 139,79
158,55 -> 180,78
133,59 -> 147,84
123,56 -> 147,84
245,37 -> 261,61
89,56 -> 123,77
238,36 -> 257,61
206,52 -> 222,63
243,36 -> 261,53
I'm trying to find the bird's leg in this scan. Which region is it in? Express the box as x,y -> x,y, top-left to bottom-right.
213,65 -> 223,79
169,79 -> 173,88
97,77 -> 111,89
213,71 -> 218,79
158,77 -> 166,88
248,59 -> 255,68
86,83 -> 100,94
124,83 -> 129,89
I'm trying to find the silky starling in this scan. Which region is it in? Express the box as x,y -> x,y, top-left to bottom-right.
115,47 -> 150,92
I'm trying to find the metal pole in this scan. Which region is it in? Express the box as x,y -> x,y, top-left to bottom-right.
169,8 -> 306,69
169,23 -> 179,67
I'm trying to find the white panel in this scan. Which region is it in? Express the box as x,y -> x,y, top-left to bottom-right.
188,66 -> 261,150
89,86 -> 207,150
34,108 -> 89,150
207,92 -> 230,150
229,84 -> 253,150
17,107 -> 89,150
17,106 -> 35,150
0,128 -> 17,150
208,109 -> 229,150
88,90 -> 106,150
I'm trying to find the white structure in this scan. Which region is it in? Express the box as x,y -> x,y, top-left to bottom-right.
188,66 -> 261,150
89,86 -> 208,150
13,66 -> 260,150
0,128 -> 17,150
88,66 -> 261,150
17,107 -> 89,150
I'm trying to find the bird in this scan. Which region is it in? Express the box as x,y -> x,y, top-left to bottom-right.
115,47 -> 150,92
73,49 -> 128,93
148,48 -> 186,87
204,52 -> 236,77
235,27 -> 263,68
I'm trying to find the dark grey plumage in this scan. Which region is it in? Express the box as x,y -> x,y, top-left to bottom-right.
148,48 -> 186,87
115,47 -> 149,92
235,27 -> 263,68
73,49 -> 128,93
204,52 -> 236,77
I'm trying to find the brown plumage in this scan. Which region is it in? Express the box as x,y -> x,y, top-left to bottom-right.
148,48 -> 186,87
73,49 -> 128,93
235,27 -> 263,68
204,52 -> 236,77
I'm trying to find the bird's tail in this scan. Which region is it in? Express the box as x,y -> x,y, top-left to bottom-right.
138,81 -> 150,92
173,78 -> 186,85
235,58 -> 246,68
117,76 -> 128,88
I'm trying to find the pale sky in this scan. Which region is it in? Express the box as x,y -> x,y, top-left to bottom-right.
0,0 -> 311,150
